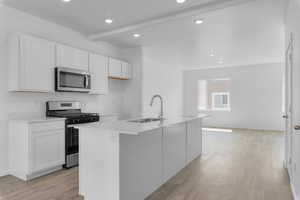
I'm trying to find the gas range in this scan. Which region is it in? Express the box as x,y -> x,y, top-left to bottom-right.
47,112 -> 99,124
46,101 -> 100,124
46,101 -> 99,168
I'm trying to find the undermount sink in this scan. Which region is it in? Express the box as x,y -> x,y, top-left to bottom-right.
128,118 -> 164,123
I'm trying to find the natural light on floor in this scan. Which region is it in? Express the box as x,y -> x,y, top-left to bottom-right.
202,128 -> 233,133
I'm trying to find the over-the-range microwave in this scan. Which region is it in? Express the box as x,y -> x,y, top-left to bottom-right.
55,67 -> 91,93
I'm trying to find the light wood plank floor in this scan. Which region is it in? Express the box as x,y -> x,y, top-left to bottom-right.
0,129 -> 293,200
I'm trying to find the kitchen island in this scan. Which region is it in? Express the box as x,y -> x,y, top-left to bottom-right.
77,114 -> 207,200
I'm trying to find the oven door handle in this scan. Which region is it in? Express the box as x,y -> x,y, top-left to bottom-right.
68,127 -> 73,147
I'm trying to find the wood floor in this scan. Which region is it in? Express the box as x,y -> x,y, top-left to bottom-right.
0,129 -> 293,200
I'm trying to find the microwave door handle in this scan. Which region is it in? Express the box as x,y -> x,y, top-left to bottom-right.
84,75 -> 87,88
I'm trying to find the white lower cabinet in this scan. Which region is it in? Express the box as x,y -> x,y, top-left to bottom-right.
9,120 -> 65,181
30,129 -> 65,173
187,119 -> 202,163
163,123 -> 187,182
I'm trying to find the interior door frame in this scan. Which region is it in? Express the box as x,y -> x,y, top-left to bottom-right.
284,33 -> 294,182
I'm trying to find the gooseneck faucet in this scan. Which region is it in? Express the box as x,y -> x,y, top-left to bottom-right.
150,95 -> 164,120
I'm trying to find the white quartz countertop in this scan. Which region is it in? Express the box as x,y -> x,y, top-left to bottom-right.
75,114 -> 208,135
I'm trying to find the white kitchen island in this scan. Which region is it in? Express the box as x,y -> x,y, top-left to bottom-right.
77,114 -> 207,200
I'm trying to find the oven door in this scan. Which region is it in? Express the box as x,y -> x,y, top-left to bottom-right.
55,67 -> 91,92
65,126 -> 79,168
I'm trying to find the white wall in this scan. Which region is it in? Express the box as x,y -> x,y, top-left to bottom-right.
285,0 -> 300,198
120,47 -> 143,119
141,45 -> 183,118
183,63 -> 284,131
119,44 -> 184,120
0,5 -> 125,176
129,0 -> 286,120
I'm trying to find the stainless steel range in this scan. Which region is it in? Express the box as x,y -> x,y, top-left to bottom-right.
46,101 -> 99,168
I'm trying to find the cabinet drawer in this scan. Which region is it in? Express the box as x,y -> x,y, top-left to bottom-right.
30,121 -> 65,132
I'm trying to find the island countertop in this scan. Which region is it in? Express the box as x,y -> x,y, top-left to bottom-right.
75,114 -> 208,135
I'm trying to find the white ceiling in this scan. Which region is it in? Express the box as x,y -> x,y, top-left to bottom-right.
3,0 -> 287,58
117,0 -> 286,68
100,0 -> 286,47
3,0 -> 219,35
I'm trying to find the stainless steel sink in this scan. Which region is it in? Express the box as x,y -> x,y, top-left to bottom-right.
128,118 -> 164,123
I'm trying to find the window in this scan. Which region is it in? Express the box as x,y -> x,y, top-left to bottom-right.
212,92 -> 230,110
198,78 -> 231,111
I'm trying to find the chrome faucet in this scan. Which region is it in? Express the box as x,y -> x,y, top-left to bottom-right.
150,95 -> 164,120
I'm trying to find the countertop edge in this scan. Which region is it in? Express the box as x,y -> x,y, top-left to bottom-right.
76,114 -> 208,135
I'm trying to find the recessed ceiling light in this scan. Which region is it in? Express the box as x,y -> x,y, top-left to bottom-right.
62,0 -> 72,2
194,19 -> 204,24
210,53 -> 215,57
105,18 -> 113,24
133,33 -> 141,38
176,0 -> 186,4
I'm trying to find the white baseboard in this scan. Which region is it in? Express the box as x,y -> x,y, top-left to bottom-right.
0,169 -> 9,177
291,183 -> 299,200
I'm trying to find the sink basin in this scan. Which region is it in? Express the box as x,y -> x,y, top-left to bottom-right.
128,118 -> 164,123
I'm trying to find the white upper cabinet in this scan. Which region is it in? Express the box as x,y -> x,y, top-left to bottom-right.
89,53 -> 109,95
56,44 -> 89,71
108,58 -> 132,80
121,62 -> 132,79
9,34 -> 55,92
8,33 -> 130,94
108,58 -> 123,78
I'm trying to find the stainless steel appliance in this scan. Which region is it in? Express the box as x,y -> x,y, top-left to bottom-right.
55,67 -> 91,93
46,101 -> 99,168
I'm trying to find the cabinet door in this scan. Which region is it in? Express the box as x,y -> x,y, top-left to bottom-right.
19,35 -> 55,92
89,53 -> 108,94
29,129 -> 65,173
121,62 -> 132,79
187,119 -> 202,163
108,58 -> 122,78
56,44 -> 89,71
73,48 -> 89,71
163,123 -> 186,182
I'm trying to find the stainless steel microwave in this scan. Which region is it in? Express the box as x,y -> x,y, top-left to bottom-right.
55,67 -> 91,93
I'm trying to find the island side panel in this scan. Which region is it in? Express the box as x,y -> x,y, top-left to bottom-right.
120,128 -> 163,200
186,118 -> 203,164
163,122 -> 187,183
79,128 -> 119,200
